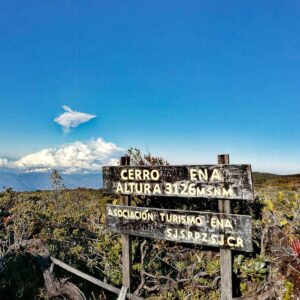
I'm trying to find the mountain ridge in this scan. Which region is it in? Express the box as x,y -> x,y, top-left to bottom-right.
0,170 -> 102,191
0,169 -> 299,192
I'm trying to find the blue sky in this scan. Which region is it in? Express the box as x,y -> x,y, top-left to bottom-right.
0,0 -> 299,174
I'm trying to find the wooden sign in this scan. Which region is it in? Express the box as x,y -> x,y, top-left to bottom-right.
103,165 -> 254,200
106,204 -> 253,252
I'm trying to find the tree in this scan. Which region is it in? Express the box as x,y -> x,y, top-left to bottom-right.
50,169 -> 64,192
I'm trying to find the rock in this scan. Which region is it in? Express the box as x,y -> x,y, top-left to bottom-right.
0,239 -> 85,300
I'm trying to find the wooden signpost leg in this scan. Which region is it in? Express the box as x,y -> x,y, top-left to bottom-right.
218,154 -> 232,300
120,156 -> 131,293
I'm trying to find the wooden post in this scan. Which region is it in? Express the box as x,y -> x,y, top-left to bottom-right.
117,286 -> 128,300
218,154 -> 232,300
120,155 -> 132,292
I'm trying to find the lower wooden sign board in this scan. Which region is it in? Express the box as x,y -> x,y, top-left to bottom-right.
106,204 -> 253,252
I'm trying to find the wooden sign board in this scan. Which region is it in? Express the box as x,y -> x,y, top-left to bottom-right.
103,165 -> 254,201
106,204 -> 253,252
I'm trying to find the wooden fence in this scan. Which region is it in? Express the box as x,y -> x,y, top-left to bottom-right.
50,256 -> 143,300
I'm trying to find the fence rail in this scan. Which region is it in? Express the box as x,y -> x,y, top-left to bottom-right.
50,257 -> 143,300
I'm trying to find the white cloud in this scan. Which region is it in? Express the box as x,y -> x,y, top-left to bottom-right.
54,105 -> 96,132
1,138 -> 125,173
0,158 -> 9,167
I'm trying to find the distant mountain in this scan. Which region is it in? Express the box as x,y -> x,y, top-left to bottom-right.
0,169 -> 299,192
0,169 -> 102,191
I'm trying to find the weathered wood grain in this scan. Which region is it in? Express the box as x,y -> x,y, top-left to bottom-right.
120,156 -> 132,292
102,164 -> 254,200
106,204 -> 253,252
218,154 -> 233,300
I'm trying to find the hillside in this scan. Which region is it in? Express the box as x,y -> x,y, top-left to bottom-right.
253,172 -> 300,196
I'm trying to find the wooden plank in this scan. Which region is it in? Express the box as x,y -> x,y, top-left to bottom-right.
218,154 -> 233,300
117,286 -> 128,300
51,257 -> 143,300
120,156 -> 132,293
50,256 -> 120,294
106,204 -> 253,252
103,164 -> 254,200
127,293 -> 143,300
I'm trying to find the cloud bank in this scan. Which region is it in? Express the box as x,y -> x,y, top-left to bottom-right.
1,138 -> 125,173
0,158 -> 9,167
54,105 -> 96,132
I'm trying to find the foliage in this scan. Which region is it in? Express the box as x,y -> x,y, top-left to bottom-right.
0,149 -> 299,299
0,251 -> 44,299
51,169 -> 64,191
127,148 -> 168,166
0,186 -> 118,299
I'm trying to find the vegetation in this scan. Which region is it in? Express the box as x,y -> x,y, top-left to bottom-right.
0,149 -> 299,299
